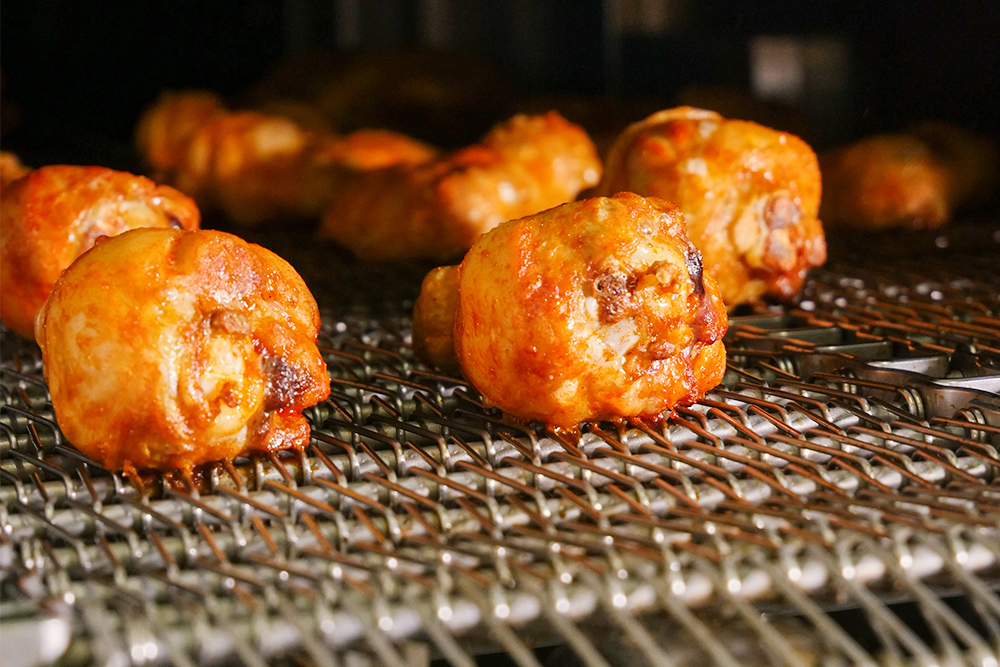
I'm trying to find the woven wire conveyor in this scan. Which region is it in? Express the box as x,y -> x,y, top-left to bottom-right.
2,222 -> 1000,667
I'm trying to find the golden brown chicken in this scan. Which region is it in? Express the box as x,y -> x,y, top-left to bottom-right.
315,128 -> 439,171
173,111 -> 437,225
135,91 -> 437,226
820,124 -> 999,232
134,90 -> 227,182
1,165 -> 200,339
413,193 -> 727,427
411,265 -> 462,372
319,111 -> 602,261
819,134 -> 951,230
0,150 -> 30,190
168,110 -> 331,223
596,107 -> 826,307
36,228 -> 331,472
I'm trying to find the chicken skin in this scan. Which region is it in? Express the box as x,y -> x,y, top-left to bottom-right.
0,165 -> 200,339
596,107 -> 826,307
820,124 -> 999,231
135,91 -> 436,226
414,193 -> 727,427
0,150 -> 30,190
35,228 -> 331,472
318,111 -> 602,261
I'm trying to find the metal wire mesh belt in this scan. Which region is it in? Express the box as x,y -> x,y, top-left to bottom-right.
2,224 -> 1000,666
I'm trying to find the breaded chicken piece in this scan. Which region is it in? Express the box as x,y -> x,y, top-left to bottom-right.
134,90 -> 227,182
821,123 -> 999,232
596,107 -> 826,307
414,193 -> 727,427
169,110 -> 329,224
0,165 -> 200,339
36,228 -> 330,472
0,150 -> 30,190
135,91 -> 437,225
173,111 -> 437,225
820,134 -> 952,230
318,111 -> 602,261
412,265 -> 462,372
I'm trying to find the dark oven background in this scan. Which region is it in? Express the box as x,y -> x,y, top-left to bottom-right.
2,0 -> 999,169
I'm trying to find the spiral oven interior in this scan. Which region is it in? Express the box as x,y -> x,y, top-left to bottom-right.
2,1 -> 1000,666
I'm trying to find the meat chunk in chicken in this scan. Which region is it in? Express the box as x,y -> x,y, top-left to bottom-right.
413,193 -> 727,427
35,228 -> 330,472
1,165 -> 200,339
319,111 -> 602,261
596,107 -> 826,307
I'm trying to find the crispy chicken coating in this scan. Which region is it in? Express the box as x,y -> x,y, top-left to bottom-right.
819,134 -> 951,230
596,107 -> 826,307
0,165 -> 200,339
318,111 -> 602,261
0,150 -> 30,190
412,265 -> 462,372
415,193 -> 727,427
36,228 -> 331,472
135,91 -> 436,226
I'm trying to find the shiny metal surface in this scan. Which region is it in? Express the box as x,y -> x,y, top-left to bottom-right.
2,225 -> 999,665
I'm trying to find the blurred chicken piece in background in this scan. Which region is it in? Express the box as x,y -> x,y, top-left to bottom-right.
242,49 -> 518,148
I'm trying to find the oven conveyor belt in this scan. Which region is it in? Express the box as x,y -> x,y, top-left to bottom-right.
2,224 -> 999,666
